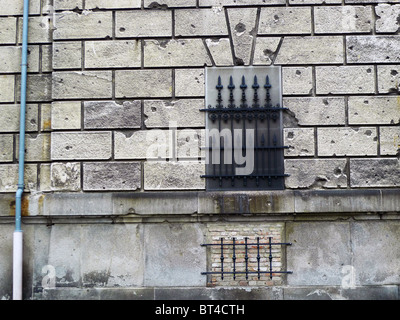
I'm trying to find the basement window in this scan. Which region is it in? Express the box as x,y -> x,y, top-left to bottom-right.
201,66 -> 288,190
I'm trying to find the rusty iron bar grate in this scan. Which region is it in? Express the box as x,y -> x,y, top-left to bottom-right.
201,237 -> 293,281
201,72 -> 289,190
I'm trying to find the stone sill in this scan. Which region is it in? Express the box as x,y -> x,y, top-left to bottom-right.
33,285 -> 399,300
1,189 -> 399,218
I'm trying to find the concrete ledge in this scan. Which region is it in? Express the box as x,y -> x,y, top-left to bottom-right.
1,189 -> 399,217
34,285 -> 399,300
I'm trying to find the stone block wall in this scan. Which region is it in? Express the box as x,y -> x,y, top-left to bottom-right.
0,0 -> 399,192
0,0 -> 399,300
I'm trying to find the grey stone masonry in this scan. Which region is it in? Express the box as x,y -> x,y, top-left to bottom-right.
347,36 -> 400,63
51,132 -> 112,160
375,4 -> 400,33
314,6 -> 373,34
348,96 -> 400,125
84,101 -> 141,129
259,7 -> 312,35
316,66 -> 375,94
116,10 -> 172,38
350,158 -> 400,187
377,65 -> 400,93
285,159 -> 348,189
275,37 -> 344,65
54,11 -> 112,40
83,162 -> 141,191
53,72 -> 112,100
115,69 -> 172,98
317,127 -> 378,156
175,8 -> 228,36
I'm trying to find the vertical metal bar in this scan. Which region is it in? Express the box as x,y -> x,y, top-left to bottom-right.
257,237 -> 261,280
245,237 -> 249,280
220,238 -> 224,280
232,237 -> 236,280
268,236 -> 273,280
253,76 -> 260,187
265,76 -> 272,186
217,77 -> 223,187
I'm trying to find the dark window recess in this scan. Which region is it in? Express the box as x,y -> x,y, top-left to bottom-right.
201,67 -> 289,190
201,237 -> 293,281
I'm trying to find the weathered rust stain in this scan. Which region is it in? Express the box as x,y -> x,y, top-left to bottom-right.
42,119 -> 51,131
9,196 -> 29,217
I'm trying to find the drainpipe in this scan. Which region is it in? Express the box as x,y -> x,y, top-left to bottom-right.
13,0 -> 30,301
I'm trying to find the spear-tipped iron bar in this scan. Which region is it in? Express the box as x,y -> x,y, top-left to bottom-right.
257,237 -> 261,280
232,237 -> 236,280
245,237 -> 249,280
269,237 -> 273,280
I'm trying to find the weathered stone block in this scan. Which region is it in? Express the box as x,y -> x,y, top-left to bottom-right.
351,222 -> 400,285
350,158 -> 400,187
348,96 -> 400,125
84,101 -> 141,129
286,222 -> 351,286
0,75 -> 14,103
205,38 -> 233,66
347,35 -> 400,63
316,66 -> 375,94
318,127 -> 377,156
0,164 -> 37,193
53,42 -> 82,70
0,0 -> 41,15
0,135 -> 13,162
52,71 -> 112,100
380,127 -> 400,155
375,4 -> 400,33
282,67 -> 313,95
44,224 -> 144,287
285,159 -> 348,189
115,130 -> 169,160
143,223 -> 206,286
377,65 -> 400,93
51,162 -> 81,191
284,97 -> 346,126
17,74 -> 52,102
54,0 -> 83,10
116,10 -> 172,38
314,6 -> 372,34
275,36 -> 343,65
115,129 -> 203,160
83,162 -> 141,191
85,40 -> 141,69
51,101 -> 82,130
289,0 -> 341,3
0,46 -> 39,73
284,128 -> 315,157
86,0 -> 141,8
259,7 -> 311,35
144,39 -> 211,67
144,99 -> 204,128
54,11 -> 112,40
144,161 -> 205,190
144,0 -> 196,6
41,45 -> 52,73
175,8 -> 228,36
39,164 -> 51,191
115,69 -> 172,98
175,69 -> 205,97
16,133 -> 51,162
0,18 -> 17,44
17,16 -> 52,43
228,7 -> 257,65
253,37 -> 281,65
0,104 -> 38,132
200,0 -> 285,5
51,132 -> 112,160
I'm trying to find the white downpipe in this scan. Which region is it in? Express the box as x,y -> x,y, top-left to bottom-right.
13,231 -> 23,300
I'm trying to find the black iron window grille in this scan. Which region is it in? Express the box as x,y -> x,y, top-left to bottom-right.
202,67 -> 289,190
201,237 -> 293,281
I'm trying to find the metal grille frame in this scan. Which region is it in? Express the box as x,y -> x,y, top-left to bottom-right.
202,66 -> 289,191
